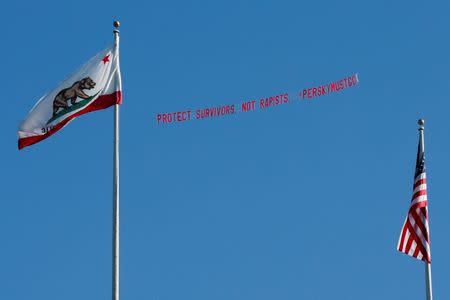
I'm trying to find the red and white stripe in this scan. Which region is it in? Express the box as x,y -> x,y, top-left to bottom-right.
397,172 -> 431,263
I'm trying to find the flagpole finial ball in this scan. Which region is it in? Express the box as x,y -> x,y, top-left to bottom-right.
418,119 -> 425,126
113,21 -> 120,28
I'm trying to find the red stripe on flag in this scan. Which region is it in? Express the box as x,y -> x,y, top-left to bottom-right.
411,200 -> 428,210
414,178 -> 426,188
405,220 -> 429,262
410,209 -> 429,243
18,91 -> 122,150
397,220 -> 408,251
404,233 -> 414,254
412,189 -> 427,201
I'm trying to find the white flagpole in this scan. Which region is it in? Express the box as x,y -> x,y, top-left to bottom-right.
418,118 -> 433,300
113,20 -> 121,300
426,263 -> 433,300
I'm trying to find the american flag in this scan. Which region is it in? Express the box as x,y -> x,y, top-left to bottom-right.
397,130 -> 431,263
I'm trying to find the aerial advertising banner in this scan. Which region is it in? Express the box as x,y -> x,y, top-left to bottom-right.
156,74 -> 359,125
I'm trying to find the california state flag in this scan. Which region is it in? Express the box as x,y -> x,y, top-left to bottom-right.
18,44 -> 122,149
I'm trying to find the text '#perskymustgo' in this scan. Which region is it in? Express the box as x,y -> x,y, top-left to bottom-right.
300,74 -> 359,100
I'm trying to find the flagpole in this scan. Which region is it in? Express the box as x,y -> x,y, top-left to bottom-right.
418,118 -> 433,300
426,263 -> 433,300
113,20 -> 121,300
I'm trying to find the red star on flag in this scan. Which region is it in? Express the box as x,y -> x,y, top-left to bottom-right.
102,54 -> 110,64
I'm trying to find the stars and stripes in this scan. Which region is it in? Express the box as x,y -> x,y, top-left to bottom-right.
397,131 -> 431,263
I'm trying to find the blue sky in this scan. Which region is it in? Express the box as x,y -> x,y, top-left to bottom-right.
2,0 -> 450,299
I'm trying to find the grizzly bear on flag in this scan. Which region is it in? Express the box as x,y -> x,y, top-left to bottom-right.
52,77 -> 96,116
